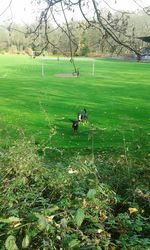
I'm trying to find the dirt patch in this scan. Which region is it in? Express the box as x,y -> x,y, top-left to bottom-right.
55,73 -> 78,78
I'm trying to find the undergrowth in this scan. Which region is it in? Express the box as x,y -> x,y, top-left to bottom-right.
0,139 -> 149,250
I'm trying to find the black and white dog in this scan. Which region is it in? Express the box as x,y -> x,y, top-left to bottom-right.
78,108 -> 88,122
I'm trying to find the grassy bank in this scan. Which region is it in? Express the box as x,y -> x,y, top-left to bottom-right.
0,55 -> 149,156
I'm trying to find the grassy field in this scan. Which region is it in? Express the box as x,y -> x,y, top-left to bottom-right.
0,54 -> 149,155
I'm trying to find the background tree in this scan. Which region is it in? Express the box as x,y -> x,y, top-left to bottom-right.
1,0 -> 150,61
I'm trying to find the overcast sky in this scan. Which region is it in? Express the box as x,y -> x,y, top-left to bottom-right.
0,0 -> 150,24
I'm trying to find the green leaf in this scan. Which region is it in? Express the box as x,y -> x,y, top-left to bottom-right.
0,216 -> 21,224
61,218 -> 68,228
35,213 -> 49,231
42,206 -> 59,215
68,239 -> 80,248
22,234 -> 30,249
87,189 -> 96,199
75,208 -> 85,227
5,235 -> 18,250
134,225 -> 142,232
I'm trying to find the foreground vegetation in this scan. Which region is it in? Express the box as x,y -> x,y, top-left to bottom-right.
0,138 -> 149,249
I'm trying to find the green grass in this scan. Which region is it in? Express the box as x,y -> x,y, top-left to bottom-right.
0,54 -> 149,154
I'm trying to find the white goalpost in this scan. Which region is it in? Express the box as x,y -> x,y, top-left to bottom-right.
40,57 -> 96,77
92,59 -> 95,76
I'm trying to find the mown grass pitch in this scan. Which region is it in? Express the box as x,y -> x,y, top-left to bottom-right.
0,55 -> 149,154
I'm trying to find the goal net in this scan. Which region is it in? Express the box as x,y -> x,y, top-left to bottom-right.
40,57 -> 96,77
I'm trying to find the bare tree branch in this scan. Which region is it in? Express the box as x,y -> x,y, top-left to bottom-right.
1,0 -> 149,59
102,0 -> 133,15
0,0 -> 13,17
132,0 -> 150,16
91,0 -> 140,56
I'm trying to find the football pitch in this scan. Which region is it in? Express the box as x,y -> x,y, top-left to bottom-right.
0,55 -> 149,154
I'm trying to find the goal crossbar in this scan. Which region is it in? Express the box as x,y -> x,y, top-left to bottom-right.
40,57 -> 96,77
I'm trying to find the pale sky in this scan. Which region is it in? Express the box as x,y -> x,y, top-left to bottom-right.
0,0 -> 150,25
102,0 -> 150,11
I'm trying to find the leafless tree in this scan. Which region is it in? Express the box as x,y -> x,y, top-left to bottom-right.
1,0 -> 150,68
30,0 -> 150,61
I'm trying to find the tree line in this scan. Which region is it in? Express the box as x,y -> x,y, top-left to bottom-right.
0,10 -> 150,57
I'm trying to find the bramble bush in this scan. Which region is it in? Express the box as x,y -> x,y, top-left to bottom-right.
0,139 -> 149,249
